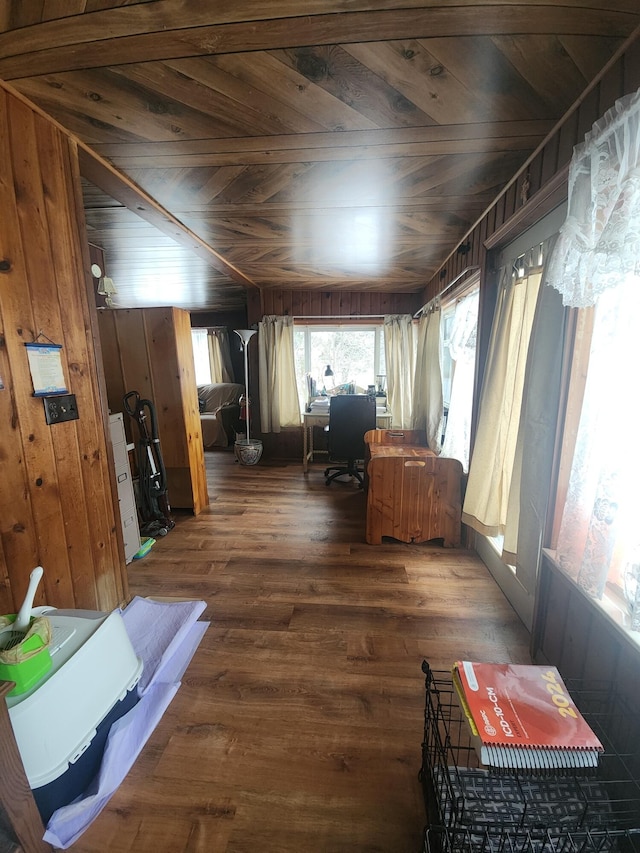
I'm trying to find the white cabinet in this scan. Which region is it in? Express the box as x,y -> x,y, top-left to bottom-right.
109,413 -> 140,563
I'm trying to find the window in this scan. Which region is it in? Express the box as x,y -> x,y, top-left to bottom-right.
440,303 -> 457,410
191,327 -> 234,385
439,286 -> 479,470
293,324 -> 385,410
191,328 -> 211,385
552,275 -> 640,640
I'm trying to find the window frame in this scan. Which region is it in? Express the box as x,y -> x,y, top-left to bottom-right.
293,321 -> 385,411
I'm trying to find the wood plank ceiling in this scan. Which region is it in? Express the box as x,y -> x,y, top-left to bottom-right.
0,2 -> 638,312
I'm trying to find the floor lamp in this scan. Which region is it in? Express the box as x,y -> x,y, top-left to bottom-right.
233,329 -> 263,465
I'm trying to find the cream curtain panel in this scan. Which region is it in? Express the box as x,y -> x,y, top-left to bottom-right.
258,315 -> 301,433
411,304 -> 443,450
462,259 -> 542,537
501,261 -> 565,594
208,328 -> 234,384
383,314 -> 415,428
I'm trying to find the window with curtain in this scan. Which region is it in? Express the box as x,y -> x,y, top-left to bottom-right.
191,328 -> 211,385
412,303 -> 442,446
440,287 -> 479,472
293,324 -> 385,412
190,327 -> 233,384
258,315 -> 302,432
462,244 -> 547,538
553,278 -> 640,632
546,88 -> 640,640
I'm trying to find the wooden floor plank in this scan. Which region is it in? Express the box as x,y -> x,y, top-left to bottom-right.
68,450 -> 531,853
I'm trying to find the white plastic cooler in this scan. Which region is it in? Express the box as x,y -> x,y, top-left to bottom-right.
6,608 -> 142,822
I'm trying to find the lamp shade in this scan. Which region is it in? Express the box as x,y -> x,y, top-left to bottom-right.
234,329 -> 256,346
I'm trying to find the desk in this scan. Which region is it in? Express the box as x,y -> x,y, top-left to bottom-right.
303,410 -> 392,472
364,429 -> 462,546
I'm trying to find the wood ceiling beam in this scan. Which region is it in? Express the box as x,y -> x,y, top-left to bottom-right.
0,6 -> 635,78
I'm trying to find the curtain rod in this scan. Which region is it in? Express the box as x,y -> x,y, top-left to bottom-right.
414,265 -> 481,318
292,314 -> 385,320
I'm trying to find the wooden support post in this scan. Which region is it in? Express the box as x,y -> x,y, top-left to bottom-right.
0,682 -> 52,853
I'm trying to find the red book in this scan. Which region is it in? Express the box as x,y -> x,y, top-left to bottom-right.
452,661 -> 604,771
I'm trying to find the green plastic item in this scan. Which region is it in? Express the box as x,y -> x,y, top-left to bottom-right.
0,630 -> 52,697
133,537 -> 156,560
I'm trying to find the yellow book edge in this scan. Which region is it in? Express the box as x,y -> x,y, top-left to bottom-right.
451,664 -> 479,737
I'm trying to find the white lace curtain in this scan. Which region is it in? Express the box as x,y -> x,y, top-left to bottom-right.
440,290 -> 479,471
258,315 -> 302,433
383,314 -> 415,428
546,88 -> 640,307
550,89 -> 640,610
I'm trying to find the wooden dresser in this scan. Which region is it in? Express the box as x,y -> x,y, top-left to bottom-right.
364,430 -> 462,546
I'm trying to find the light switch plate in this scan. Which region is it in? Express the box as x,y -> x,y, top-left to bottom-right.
43,394 -> 79,425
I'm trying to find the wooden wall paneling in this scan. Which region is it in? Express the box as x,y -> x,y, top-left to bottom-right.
556,108 -> 580,171
558,591 -> 594,680
247,289 -> 262,326
321,292 -> 332,316
41,120 -> 120,610
358,291 -> 371,316
308,291 -> 322,317
626,34 -> 640,90
539,132 -> 560,188
527,150 -> 544,199
7,98 -> 76,608
332,290 -> 344,316
576,85 -> 602,142
290,290 -> 308,318
0,86 -> 125,613
614,651 -> 640,758
494,194 -> 507,233
503,182 -> 517,223
533,557 -> 640,723
97,311 -> 128,420
475,221 -> 486,268
485,203 -> 497,242
533,563 -> 571,666
583,615 -> 621,685
114,308 -> 154,438
0,94 -> 40,614
598,59 -> 625,116
348,291 -> 361,317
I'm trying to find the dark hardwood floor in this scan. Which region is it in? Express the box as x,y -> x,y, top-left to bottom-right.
71,450 -> 531,853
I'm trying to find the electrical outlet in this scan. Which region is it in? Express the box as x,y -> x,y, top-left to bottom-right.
43,394 -> 79,425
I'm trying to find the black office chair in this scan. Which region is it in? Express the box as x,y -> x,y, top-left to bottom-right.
324,395 -> 376,487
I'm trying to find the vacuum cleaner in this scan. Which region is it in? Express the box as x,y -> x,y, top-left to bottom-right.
123,391 -> 175,538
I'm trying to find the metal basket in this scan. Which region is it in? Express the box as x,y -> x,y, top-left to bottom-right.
419,662 -> 640,838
